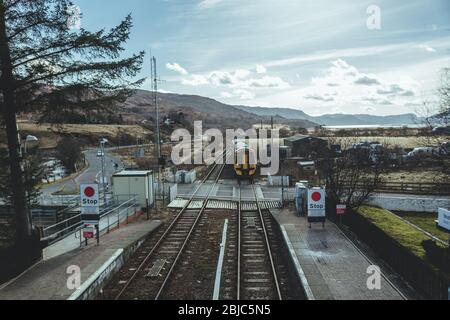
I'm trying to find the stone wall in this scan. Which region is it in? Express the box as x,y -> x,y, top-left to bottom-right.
368,194 -> 450,213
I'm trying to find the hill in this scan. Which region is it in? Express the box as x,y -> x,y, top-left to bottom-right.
120,90 -> 318,129
236,106 -> 421,126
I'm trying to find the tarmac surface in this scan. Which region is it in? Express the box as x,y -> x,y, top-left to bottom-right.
271,208 -> 406,300
0,218 -> 161,300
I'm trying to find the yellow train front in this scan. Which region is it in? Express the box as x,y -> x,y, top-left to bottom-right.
233,141 -> 258,181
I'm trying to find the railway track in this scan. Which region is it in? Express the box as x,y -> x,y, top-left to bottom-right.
219,184 -> 304,300
108,161 -> 226,300
100,148 -> 305,300
236,184 -> 282,300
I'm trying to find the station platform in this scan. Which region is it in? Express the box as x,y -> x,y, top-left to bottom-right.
0,218 -> 161,300
271,208 -> 406,300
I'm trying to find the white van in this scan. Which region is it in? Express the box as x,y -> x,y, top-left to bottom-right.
407,147 -> 437,158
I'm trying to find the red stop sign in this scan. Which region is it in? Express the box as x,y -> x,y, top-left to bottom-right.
311,192 -> 322,202
84,187 -> 95,198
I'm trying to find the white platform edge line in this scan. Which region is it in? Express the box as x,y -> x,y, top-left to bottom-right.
213,219 -> 229,300
280,225 -> 315,300
67,248 -> 124,300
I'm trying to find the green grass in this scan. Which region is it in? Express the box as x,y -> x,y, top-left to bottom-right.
397,212 -> 450,244
357,206 -> 434,259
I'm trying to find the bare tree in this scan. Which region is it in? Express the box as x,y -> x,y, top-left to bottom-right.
437,67 -> 450,126
323,137 -> 384,210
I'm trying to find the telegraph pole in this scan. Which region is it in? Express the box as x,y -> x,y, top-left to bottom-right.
151,56 -> 162,213
100,139 -> 107,206
152,57 -> 162,162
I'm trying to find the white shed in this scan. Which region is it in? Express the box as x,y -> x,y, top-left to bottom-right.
112,170 -> 154,210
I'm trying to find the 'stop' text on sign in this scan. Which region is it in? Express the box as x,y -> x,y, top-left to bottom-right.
308,188 -> 326,218
80,184 -> 100,208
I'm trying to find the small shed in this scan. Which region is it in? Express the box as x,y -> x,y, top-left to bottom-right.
112,170 -> 154,210
284,135 -> 328,158
279,146 -> 292,160
298,161 -> 316,172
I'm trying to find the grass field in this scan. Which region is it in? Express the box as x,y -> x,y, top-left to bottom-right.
396,212 -> 450,243
380,169 -> 450,183
357,206 -> 446,259
18,121 -> 150,149
328,136 -> 445,149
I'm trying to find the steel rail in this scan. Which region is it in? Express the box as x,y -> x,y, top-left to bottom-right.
251,184 -> 283,300
154,161 -> 227,300
114,160 -> 225,300
236,185 -> 242,300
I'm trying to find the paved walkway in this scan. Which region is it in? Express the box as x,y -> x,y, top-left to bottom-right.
271,208 -> 406,300
0,218 -> 161,300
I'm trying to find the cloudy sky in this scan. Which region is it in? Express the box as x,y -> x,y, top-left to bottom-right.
74,0 -> 450,116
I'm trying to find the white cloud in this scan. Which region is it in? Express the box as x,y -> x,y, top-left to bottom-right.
256,64 -> 267,74
209,69 -> 251,86
181,74 -> 209,86
198,0 -> 223,9
220,91 -> 233,98
220,89 -> 255,100
246,76 -> 290,89
304,93 -> 334,102
354,75 -> 381,86
416,44 -> 436,53
377,84 -> 414,96
250,58 -> 420,115
166,62 -> 188,75
310,59 -> 415,101
233,89 -> 255,100
180,67 -> 290,90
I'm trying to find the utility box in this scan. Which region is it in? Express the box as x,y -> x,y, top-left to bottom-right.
268,176 -> 290,187
112,170 -> 154,210
295,182 -> 309,215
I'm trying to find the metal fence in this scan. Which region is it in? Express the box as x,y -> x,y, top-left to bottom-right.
41,196 -> 138,246
36,195 -> 79,207
282,188 -> 297,201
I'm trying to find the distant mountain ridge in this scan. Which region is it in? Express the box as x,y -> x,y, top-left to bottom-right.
121,90 -> 421,128
236,105 -> 421,126
121,90 -> 318,129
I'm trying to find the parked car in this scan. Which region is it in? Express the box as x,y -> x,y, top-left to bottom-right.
439,142 -> 450,156
406,147 -> 438,158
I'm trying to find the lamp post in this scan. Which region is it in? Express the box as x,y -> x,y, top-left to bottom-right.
22,135 -> 39,226
100,138 -> 108,206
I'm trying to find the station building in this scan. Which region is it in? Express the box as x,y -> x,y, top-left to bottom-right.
284,135 -> 328,159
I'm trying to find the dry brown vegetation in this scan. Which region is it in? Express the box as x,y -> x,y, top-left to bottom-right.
17,121 -> 151,149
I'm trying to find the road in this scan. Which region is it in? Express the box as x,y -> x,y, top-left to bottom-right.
40,148 -> 123,199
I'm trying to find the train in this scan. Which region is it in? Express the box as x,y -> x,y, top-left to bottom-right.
233,140 -> 258,180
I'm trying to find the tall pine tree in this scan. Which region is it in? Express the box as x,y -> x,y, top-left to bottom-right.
0,0 -> 144,248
